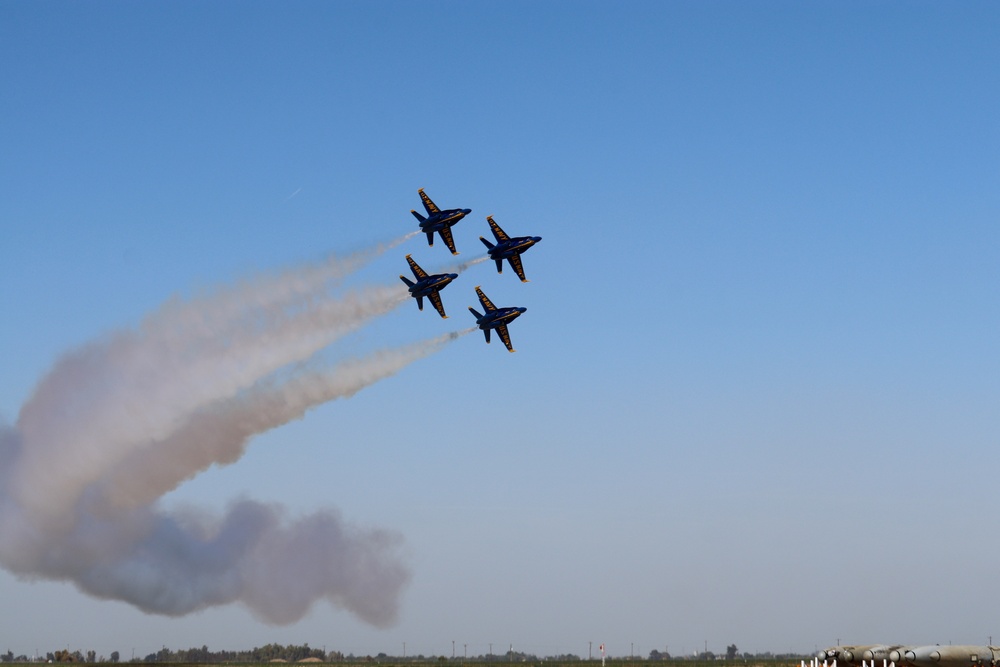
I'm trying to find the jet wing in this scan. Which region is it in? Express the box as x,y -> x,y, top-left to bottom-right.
475,286 -> 497,312
405,255 -> 428,279
439,226 -> 458,255
508,254 -> 527,282
428,290 -> 447,318
487,216 -> 510,242
496,324 -> 515,352
418,189 -> 440,215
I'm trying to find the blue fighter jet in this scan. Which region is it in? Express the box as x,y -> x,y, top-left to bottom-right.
468,286 -> 527,353
411,188 -> 471,255
479,216 -> 542,282
400,254 -> 458,318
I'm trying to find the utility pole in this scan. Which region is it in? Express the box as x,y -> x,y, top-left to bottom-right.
590,643 -> 593,660
453,641 -> 456,659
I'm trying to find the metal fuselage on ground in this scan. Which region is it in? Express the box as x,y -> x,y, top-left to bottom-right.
866,647 -> 906,664
896,645 -> 1000,667
817,646 -> 883,665
410,188 -> 471,255
817,645 -> 1000,667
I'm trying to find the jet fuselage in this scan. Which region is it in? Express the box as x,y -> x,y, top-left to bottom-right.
474,306 -> 526,330
487,235 -> 542,260
400,254 -> 457,318
411,189 -> 470,254
480,216 -> 541,282
421,208 -> 471,232
408,272 -> 457,299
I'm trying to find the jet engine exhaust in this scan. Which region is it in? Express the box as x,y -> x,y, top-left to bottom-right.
0,233 -> 462,626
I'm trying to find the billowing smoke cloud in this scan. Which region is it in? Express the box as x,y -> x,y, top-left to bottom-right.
0,235 -> 475,626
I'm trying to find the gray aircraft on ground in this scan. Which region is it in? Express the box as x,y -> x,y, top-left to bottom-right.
817,645 -> 1000,667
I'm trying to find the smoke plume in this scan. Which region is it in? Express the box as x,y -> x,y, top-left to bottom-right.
0,235 -> 470,626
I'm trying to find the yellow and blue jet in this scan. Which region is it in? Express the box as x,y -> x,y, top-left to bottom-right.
410,188 -> 471,255
479,215 -> 542,282
468,286 -> 527,353
400,254 -> 458,318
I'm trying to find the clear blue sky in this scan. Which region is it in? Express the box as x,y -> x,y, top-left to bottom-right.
2,0 -> 999,659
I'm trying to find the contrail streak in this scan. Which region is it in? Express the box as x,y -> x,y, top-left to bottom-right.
0,234 -> 464,626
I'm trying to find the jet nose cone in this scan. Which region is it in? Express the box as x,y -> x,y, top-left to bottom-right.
448,273 -> 458,280
463,208 -> 472,214
533,236 -> 542,242
518,307 -> 527,313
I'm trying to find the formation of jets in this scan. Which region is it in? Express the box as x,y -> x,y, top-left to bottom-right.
401,189 -> 541,352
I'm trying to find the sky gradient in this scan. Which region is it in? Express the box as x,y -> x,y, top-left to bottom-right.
2,1 -> 999,660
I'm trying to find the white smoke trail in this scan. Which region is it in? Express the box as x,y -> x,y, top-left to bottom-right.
14,274 -> 410,526
450,255 -> 490,274
94,331 -> 470,512
0,235 -> 468,626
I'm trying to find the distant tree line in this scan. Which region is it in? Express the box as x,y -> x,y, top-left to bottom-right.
0,645 -> 809,664
0,644 -> 327,664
